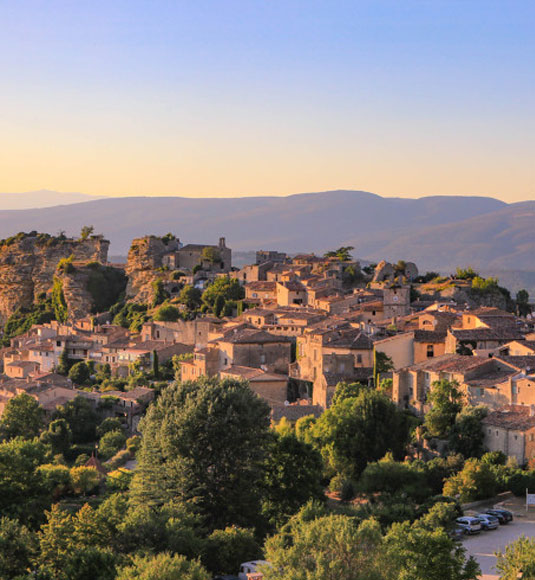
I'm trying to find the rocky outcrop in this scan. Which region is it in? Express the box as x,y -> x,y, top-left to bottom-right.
0,233 -> 109,323
372,260 -> 419,283
372,261 -> 395,283
125,236 -> 173,304
56,262 -> 127,322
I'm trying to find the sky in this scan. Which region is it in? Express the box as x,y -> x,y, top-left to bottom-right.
0,1 -> 534,202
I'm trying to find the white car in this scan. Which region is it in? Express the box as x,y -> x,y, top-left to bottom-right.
238,561 -> 270,580
456,516 -> 482,535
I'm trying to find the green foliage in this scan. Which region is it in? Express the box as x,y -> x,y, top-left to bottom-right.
331,381 -> 367,405
126,435 -> 141,455
40,419 -> 72,456
70,466 -> 101,495
79,225 -> 94,240
263,511 -> 383,580
443,458 -> 497,502
384,517 -> 480,580
96,417 -> 123,438
130,376 -> 271,530
116,553 -> 209,580
203,526 -> 261,575
37,504 -> 116,580
52,277 -> 68,322
99,429 -> 127,461
373,350 -> 394,386
68,360 -> 92,385
516,289 -> 532,317
36,463 -> 72,498
0,516 -> 37,578
0,392 -> 44,440
202,277 -> 245,315
311,389 -> 410,480
496,535 -> 535,579
85,264 -> 127,314
57,254 -> 75,274
53,396 -> 99,443
455,267 -> 478,280
358,457 -> 431,503
112,302 -> 149,332
152,278 -> 169,307
262,433 -> 325,527
161,232 -> 176,245
449,405 -> 487,458
323,246 -> 354,261
424,380 -> 464,439
201,246 -> 221,263
2,297 -> 56,345
57,348 -> 72,375
0,438 -> 49,524
154,303 -> 181,321
179,285 -> 203,311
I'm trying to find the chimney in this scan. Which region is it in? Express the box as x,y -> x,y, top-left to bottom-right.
219,237 -> 226,249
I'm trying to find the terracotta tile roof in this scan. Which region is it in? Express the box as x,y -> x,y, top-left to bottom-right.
451,328 -> 524,342
246,281 -> 277,291
221,365 -> 288,382
414,330 -> 447,343
494,355 -> 535,373
483,405 -> 535,431
324,368 -> 373,386
405,353 -> 492,373
218,328 -> 292,344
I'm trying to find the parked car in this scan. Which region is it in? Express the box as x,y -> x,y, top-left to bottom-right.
238,561 -> 270,580
456,516 -> 482,535
474,513 -> 499,530
450,526 -> 465,541
485,508 -> 514,523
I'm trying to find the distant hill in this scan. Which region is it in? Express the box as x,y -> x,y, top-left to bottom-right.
0,190 -> 100,210
0,189 -> 532,273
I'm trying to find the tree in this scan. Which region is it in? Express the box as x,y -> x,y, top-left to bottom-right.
53,396 -> 99,443
80,225 -> 95,240
154,304 -> 181,322
384,519 -> 480,580
311,390 -> 409,480
201,246 -> 221,263
496,535 -> 535,579
516,289 -> 532,317
443,458 -> 496,502
152,278 -> 169,307
70,466 -> 101,495
0,438 -> 49,524
116,553 -> 209,580
40,418 -> 72,456
37,464 -> 72,499
0,392 -> 44,440
38,504 -> 116,580
263,511 -> 383,580
0,516 -> 37,578
424,380 -> 464,439
358,456 -> 430,503
202,278 -> 244,315
203,526 -> 261,575
323,246 -> 354,261
96,417 -> 122,438
99,429 -> 126,461
331,381 -> 367,405
179,285 -> 203,311
261,433 -> 325,527
373,350 -> 394,386
130,377 -> 271,530
57,347 -> 72,375
449,406 -> 487,458
68,361 -> 92,385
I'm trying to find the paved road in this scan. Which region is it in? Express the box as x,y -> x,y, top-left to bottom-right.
463,519 -> 535,579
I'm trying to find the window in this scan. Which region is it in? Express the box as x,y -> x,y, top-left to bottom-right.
426,344 -> 434,358
514,435 -> 518,440
356,354 -> 362,364
479,388 -> 484,396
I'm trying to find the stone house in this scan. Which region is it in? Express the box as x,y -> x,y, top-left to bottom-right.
276,281 -> 307,307
245,281 -> 277,305
482,405 -> 535,465
290,324 -> 374,408
219,365 -> 289,406
163,237 -> 232,273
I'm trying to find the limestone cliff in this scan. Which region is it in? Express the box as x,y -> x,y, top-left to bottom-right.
56,262 -> 127,322
0,232 -> 109,323
125,236 -> 175,304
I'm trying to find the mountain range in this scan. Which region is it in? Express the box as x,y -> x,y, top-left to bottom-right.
0,190 -> 100,210
0,190 -> 533,274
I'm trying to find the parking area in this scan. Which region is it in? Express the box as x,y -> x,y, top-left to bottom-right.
463,518 -> 535,579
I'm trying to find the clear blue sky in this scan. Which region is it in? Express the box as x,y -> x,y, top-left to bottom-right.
1,1 -> 534,200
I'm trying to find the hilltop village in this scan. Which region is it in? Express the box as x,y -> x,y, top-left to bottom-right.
2,229 -> 535,579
